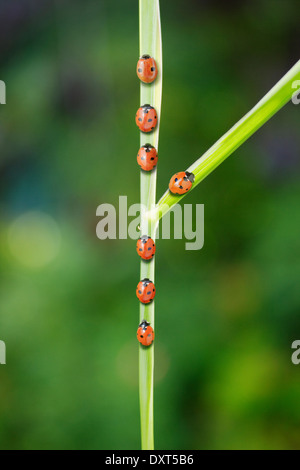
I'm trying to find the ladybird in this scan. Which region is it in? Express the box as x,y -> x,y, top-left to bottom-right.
169,171 -> 195,195
136,278 -> 156,304
135,104 -> 158,133
137,320 -> 155,347
137,144 -> 158,171
136,235 -> 156,260
137,55 -> 158,84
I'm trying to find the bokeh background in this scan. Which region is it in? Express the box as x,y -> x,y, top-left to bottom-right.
0,0 -> 299,450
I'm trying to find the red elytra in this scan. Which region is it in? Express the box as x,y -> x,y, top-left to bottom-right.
137,320 -> 154,346
137,144 -> 158,171
136,55 -> 158,84
136,278 -> 156,304
136,235 -> 156,260
135,104 -> 158,133
169,171 -> 195,195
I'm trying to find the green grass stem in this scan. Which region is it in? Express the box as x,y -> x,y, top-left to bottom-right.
138,0 -> 162,451
155,60 -> 300,219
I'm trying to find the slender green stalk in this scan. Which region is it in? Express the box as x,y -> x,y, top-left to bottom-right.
138,0 -> 162,450
154,60 -> 300,220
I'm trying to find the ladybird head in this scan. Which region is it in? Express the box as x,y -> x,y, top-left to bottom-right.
143,143 -> 154,152
140,235 -> 150,243
141,104 -> 153,113
184,171 -> 195,183
141,277 -> 151,286
139,319 -> 150,331
141,54 -> 151,60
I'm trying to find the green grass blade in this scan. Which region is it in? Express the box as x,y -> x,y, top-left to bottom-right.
156,60 -> 300,219
138,0 -> 162,451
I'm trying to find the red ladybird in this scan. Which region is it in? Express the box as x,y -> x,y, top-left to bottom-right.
136,235 -> 156,260
137,55 -> 158,84
137,320 -> 155,347
135,104 -> 158,133
136,278 -> 156,304
169,171 -> 195,195
137,144 -> 158,171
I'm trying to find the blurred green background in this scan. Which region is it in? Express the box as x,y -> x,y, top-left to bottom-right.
0,0 -> 299,450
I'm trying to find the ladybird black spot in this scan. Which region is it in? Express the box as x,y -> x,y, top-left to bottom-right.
175,178 -> 178,182
140,335 -> 144,338
179,185 -> 183,189
148,247 -> 151,250
147,291 -> 151,295
148,119 -> 153,122
138,290 -> 142,294
139,248 -> 142,251
151,67 -> 155,72
141,156 -> 145,160
138,68 -> 142,72
151,157 -> 154,160
138,118 -> 142,122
